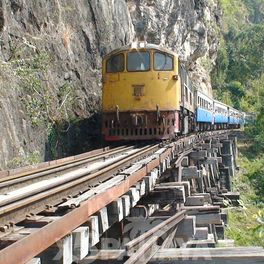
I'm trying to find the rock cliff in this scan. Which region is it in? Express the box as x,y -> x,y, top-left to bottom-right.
0,0 -> 221,169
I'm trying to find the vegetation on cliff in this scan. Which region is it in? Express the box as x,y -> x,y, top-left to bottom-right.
214,0 -> 264,247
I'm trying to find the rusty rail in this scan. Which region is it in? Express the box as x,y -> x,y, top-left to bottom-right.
0,151 -> 164,263
0,144 -> 158,227
124,210 -> 186,264
0,145 -> 133,191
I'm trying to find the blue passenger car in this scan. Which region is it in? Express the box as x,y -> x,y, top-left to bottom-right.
228,107 -> 244,128
194,90 -> 214,130
213,100 -> 228,128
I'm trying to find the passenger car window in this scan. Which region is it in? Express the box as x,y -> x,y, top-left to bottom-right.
106,53 -> 124,73
127,52 -> 150,71
154,52 -> 173,71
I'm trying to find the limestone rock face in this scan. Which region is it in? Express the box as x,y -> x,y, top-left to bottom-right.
128,0 -> 222,95
0,0 -> 221,169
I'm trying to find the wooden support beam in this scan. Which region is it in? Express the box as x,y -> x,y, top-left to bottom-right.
193,193 -> 212,203
123,218 -> 164,242
219,167 -> 232,191
189,151 -> 207,161
158,181 -> 191,197
221,140 -> 232,155
121,195 -> 131,218
217,157 -> 222,164
222,155 -> 235,177
201,157 -> 218,165
181,157 -> 189,167
200,143 -> 211,150
97,207 -> 109,234
182,166 -> 202,180
72,226 -> 89,261
39,234 -> 73,264
140,187 -> 185,204
107,198 -> 123,226
144,175 -> 154,193
26,258 -> 41,264
196,213 -> 222,225
87,216 -> 99,246
185,196 -> 205,206
207,148 -> 219,154
215,223 -> 225,240
150,169 -> 159,186
175,216 -> 196,240
147,204 -> 160,216
212,143 -> 223,148
186,239 -> 215,248
220,212 -> 228,225
139,180 -> 146,196
127,187 -> 140,207
194,227 -> 208,240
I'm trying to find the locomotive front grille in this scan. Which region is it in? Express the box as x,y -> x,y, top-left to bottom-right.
103,111 -> 179,140
109,127 -> 166,137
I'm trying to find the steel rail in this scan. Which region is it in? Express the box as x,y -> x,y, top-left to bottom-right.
0,144 -> 159,227
0,148 -> 168,264
0,145 -> 131,187
124,210 -> 186,264
0,148 -> 139,207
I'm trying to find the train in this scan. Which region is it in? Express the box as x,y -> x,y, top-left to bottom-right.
101,42 -> 245,141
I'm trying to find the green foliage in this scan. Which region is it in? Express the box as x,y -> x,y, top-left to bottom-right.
226,206 -> 264,247
213,81 -> 246,109
225,144 -> 264,247
227,24 -> 264,84
211,38 -> 229,87
7,151 -> 41,169
10,51 -> 52,126
213,1 -> 264,155
213,89 -> 233,106
242,0 -> 264,24
219,0 -> 249,32
3,39 -> 79,161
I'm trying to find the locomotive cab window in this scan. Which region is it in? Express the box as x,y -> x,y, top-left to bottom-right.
154,52 -> 173,71
127,51 -> 150,71
106,53 -> 124,73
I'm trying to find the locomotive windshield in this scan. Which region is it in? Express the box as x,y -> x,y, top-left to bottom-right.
154,52 -> 173,71
106,53 -> 124,73
127,51 -> 150,71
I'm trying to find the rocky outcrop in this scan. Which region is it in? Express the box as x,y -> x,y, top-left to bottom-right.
128,0 -> 222,94
0,0 -> 222,169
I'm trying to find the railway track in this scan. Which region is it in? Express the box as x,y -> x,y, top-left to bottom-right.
0,145 -> 132,192
1,130 -> 260,264
0,144 -> 158,228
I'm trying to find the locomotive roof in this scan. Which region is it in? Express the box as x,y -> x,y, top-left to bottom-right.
104,43 -> 177,58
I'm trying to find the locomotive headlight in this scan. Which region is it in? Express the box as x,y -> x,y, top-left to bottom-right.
173,74 -> 179,80
139,41 -> 146,48
131,41 -> 138,49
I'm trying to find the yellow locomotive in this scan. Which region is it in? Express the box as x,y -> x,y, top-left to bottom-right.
102,42 -> 194,141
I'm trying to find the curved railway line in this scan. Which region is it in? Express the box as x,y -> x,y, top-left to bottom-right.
0,130 -> 263,264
